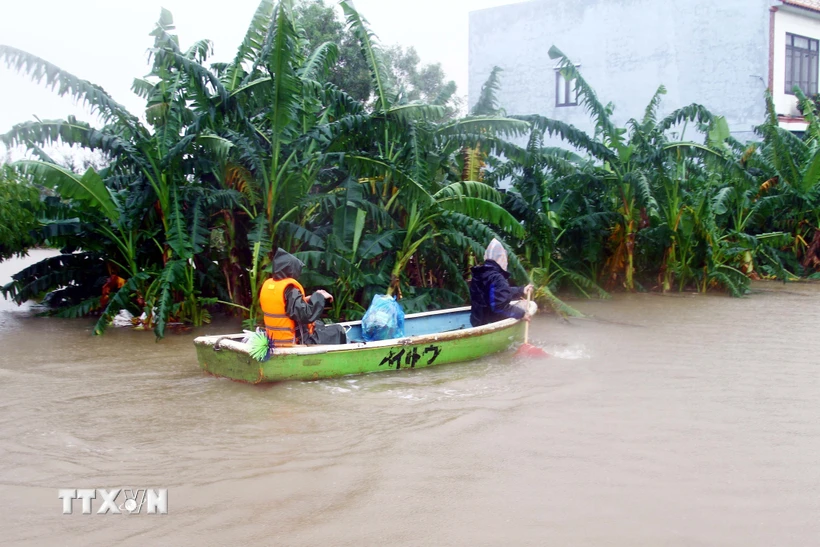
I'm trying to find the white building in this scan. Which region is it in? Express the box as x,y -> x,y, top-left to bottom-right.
469,0 -> 820,139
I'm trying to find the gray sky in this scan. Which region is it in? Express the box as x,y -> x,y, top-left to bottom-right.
0,0 -> 520,144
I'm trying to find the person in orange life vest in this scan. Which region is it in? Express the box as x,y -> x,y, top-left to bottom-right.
260,248 -> 346,345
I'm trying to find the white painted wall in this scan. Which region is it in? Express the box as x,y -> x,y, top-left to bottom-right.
470,0 -> 775,144
772,7 -> 820,116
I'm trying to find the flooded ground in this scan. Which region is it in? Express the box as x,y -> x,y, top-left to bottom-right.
1,251 -> 819,546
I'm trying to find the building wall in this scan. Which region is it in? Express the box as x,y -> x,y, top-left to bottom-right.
469,0 -> 775,143
772,6 -> 820,116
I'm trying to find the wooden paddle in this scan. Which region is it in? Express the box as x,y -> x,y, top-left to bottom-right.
515,292 -> 550,358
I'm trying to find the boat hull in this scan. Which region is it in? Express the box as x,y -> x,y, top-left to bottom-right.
194,310 -> 525,383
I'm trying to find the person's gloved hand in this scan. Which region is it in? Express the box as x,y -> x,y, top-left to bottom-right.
526,300 -> 537,316
513,300 -> 536,320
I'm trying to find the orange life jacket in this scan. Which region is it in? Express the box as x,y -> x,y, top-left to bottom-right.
259,278 -> 314,346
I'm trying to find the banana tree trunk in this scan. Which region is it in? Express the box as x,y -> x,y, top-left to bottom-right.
662,238 -> 677,292
622,193 -> 637,291
625,218 -> 635,291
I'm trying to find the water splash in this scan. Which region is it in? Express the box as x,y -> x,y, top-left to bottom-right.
543,344 -> 590,360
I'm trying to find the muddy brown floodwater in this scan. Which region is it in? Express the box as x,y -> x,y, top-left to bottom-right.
1,250 -> 819,546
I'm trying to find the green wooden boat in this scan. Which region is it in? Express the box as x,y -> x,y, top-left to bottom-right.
193,305 -> 527,383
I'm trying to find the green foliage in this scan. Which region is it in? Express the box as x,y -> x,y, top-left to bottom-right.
0,166 -> 41,261
0,46 -> 139,128
384,45 -> 459,116
4,0 -> 820,344
295,0 -> 372,102
14,160 -> 119,222
93,273 -> 150,336
472,67 -> 504,116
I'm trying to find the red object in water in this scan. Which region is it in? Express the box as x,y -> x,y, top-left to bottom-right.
515,342 -> 550,358
515,295 -> 550,358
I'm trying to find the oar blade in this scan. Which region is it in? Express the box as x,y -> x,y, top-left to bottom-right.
515,343 -> 550,358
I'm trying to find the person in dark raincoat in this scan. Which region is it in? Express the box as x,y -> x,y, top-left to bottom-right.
469,238 -> 534,327
260,248 -> 347,345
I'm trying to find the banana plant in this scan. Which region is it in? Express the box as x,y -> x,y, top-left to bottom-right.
753,89 -> 820,273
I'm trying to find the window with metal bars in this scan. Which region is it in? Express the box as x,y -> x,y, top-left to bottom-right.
785,32 -> 819,96
555,70 -> 578,107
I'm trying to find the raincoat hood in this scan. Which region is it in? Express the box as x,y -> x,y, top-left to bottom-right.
272,248 -> 304,280
483,238 -> 508,271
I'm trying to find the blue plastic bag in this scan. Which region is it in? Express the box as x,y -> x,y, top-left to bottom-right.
361,294 -> 405,342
